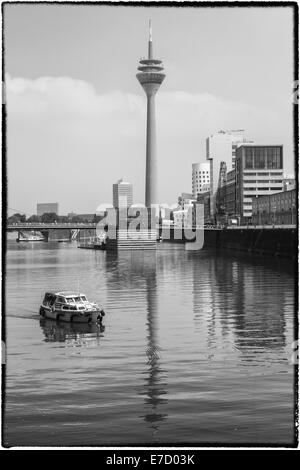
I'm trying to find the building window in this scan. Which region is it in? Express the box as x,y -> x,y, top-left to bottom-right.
254,148 -> 266,169
245,148 -> 253,169
267,148 -> 282,169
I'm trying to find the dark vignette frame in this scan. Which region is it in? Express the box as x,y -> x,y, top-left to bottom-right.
1,0 -> 298,450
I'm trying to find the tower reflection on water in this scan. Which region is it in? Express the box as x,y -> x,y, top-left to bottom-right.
106,251 -> 168,436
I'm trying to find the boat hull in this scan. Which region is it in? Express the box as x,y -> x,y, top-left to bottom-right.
40,306 -> 103,323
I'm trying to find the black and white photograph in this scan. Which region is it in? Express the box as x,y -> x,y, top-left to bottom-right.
1,0 -> 298,450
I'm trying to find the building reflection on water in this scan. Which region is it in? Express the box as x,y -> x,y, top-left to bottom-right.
105,251 -> 168,436
39,317 -> 105,347
191,249 -> 292,360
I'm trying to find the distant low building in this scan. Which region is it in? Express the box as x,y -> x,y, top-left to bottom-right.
252,189 -> 296,225
37,203 -> 59,216
67,213 -> 95,222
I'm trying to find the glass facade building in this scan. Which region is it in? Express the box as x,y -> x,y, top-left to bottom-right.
244,146 -> 283,170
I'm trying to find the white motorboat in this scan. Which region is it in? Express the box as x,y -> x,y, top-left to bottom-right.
39,291 -> 105,324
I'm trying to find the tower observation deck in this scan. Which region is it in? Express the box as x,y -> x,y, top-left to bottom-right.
136,20 -> 165,208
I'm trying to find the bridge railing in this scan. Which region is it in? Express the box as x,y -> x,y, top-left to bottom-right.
7,222 -> 98,229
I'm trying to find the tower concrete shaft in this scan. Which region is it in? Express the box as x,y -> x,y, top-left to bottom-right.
136,21 -> 165,208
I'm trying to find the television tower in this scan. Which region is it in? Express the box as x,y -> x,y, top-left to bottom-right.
136,20 -> 165,208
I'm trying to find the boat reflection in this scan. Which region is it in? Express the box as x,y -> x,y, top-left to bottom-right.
39,317 -> 105,347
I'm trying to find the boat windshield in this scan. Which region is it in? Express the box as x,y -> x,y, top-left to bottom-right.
65,296 -> 87,303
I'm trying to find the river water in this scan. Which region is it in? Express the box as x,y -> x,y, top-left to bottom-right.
3,241 -> 296,446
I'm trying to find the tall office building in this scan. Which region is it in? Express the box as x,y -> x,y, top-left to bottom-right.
206,130 -> 252,218
113,178 -> 133,209
235,145 -> 283,223
136,21 -> 165,207
192,162 -> 210,198
37,203 -> 59,216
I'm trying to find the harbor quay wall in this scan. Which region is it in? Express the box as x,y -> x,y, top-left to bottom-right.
160,227 -> 297,259
35,226 -> 296,258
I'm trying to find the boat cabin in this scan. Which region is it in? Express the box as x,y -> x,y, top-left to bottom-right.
43,292 -> 90,311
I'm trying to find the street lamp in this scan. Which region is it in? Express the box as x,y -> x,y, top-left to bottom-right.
292,202 -> 295,225
273,204 -> 277,226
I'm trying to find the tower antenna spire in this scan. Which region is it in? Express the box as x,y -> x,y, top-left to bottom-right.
148,19 -> 153,59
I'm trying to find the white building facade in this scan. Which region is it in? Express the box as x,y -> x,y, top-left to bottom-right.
112,179 -> 133,209
192,162 -> 210,199
173,203 -> 194,228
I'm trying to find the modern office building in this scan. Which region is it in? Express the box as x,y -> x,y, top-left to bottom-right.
224,169 -> 237,219
193,190 -> 211,226
37,203 -> 59,216
235,145 -> 284,223
112,178 -> 133,209
215,166 -> 237,223
136,21 -> 165,207
252,189 -> 296,225
192,162 -> 210,198
215,162 -> 227,221
206,130 -> 252,218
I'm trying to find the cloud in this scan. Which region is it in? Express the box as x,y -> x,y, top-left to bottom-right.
6,74 -> 293,214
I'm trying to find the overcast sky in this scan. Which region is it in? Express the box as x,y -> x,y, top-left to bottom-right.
5,3 -> 295,215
